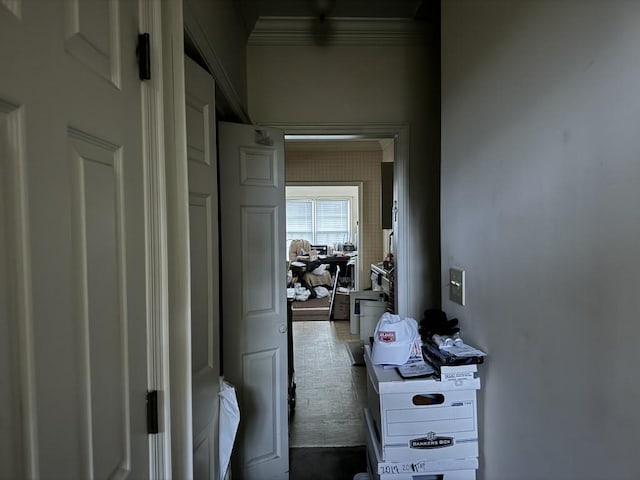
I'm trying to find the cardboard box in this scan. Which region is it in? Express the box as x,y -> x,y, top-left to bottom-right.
365,346 -> 480,462
365,408 -> 478,478
333,291 -> 350,320
290,297 -> 331,321
360,301 -> 387,342
349,290 -> 386,335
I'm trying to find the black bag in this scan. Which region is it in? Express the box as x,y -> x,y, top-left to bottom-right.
305,259 -> 322,273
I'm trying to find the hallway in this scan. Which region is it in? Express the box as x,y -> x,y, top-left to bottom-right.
289,320 -> 368,447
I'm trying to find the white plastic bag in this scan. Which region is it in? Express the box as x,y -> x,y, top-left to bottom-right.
219,378 -> 240,480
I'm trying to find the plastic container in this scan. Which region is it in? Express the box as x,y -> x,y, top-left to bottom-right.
353,473 -> 371,480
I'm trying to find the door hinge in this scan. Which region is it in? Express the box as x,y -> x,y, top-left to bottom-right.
137,33 -> 151,81
146,390 -> 159,434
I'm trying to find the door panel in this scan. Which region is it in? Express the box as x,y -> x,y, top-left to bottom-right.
185,56 -> 220,480
69,129 -> 130,479
189,194 -> 212,374
243,348 -> 281,466
1,0 -> 21,19
0,1 -> 149,477
242,207 -> 278,316
63,0 -> 119,85
219,122 -> 288,479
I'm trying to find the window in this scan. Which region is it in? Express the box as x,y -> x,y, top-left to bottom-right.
286,198 -> 351,247
286,200 -> 313,241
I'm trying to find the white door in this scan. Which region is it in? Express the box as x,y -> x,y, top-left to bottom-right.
0,1 -> 149,478
219,122 -> 288,479
185,56 -> 220,480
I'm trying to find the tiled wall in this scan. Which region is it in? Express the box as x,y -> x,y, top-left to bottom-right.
285,149 -> 383,289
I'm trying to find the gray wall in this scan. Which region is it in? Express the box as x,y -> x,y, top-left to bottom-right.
247,37 -> 441,317
441,1 -> 640,478
185,0 -> 249,113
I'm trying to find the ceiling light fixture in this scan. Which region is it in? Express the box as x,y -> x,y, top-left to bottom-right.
311,0 -> 336,23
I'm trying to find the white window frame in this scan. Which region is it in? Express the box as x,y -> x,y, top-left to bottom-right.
286,197 -> 352,247
286,184 -> 360,256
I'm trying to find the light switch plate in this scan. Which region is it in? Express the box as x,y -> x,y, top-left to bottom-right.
449,267 -> 465,305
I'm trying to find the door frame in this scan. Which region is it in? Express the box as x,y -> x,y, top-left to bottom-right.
270,123 -> 410,318
141,0 -> 173,477
159,0 -> 193,478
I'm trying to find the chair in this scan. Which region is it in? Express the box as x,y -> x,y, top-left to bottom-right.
328,265 -> 340,322
289,239 -> 311,262
310,244 -> 328,255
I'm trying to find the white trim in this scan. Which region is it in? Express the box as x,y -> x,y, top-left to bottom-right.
356,181 -> 364,291
271,122 -> 410,318
285,140 -> 383,152
248,17 -> 426,46
0,101 -> 39,479
162,0 -> 194,477
139,0 -> 171,477
13,107 -> 39,479
183,2 -> 251,124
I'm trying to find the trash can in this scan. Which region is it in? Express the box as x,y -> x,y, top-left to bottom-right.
360,301 -> 387,342
219,378 -> 240,480
353,473 -> 371,480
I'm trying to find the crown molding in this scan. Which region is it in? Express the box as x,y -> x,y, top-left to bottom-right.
184,2 -> 252,123
248,16 -> 426,47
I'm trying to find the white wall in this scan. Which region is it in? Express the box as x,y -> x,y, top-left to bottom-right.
247,36 -> 441,317
441,1 -> 640,478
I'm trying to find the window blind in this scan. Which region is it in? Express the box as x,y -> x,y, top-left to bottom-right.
286,200 -> 313,242
286,198 -> 350,246
315,199 -> 350,245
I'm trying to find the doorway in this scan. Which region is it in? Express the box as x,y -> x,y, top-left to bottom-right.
284,136 -> 394,448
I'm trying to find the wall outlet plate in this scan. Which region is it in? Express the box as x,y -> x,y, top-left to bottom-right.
449,267 -> 465,306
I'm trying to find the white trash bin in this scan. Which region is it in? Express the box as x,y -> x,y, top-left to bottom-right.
353,473 -> 371,480
219,378 -> 240,480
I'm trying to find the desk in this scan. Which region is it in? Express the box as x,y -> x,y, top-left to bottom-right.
320,255 -> 355,288
291,254 -> 355,289
319,255 -> 349,273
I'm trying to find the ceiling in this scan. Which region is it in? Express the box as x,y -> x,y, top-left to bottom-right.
231,0 -> 429,148
239,0 -> 427,34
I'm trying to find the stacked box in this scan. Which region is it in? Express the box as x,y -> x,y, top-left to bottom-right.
365,408 -> 477,480
364,345 -> 481,477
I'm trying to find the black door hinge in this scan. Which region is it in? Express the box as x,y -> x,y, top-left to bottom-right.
147,390 -> 159,434
137,33 -> 151,81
